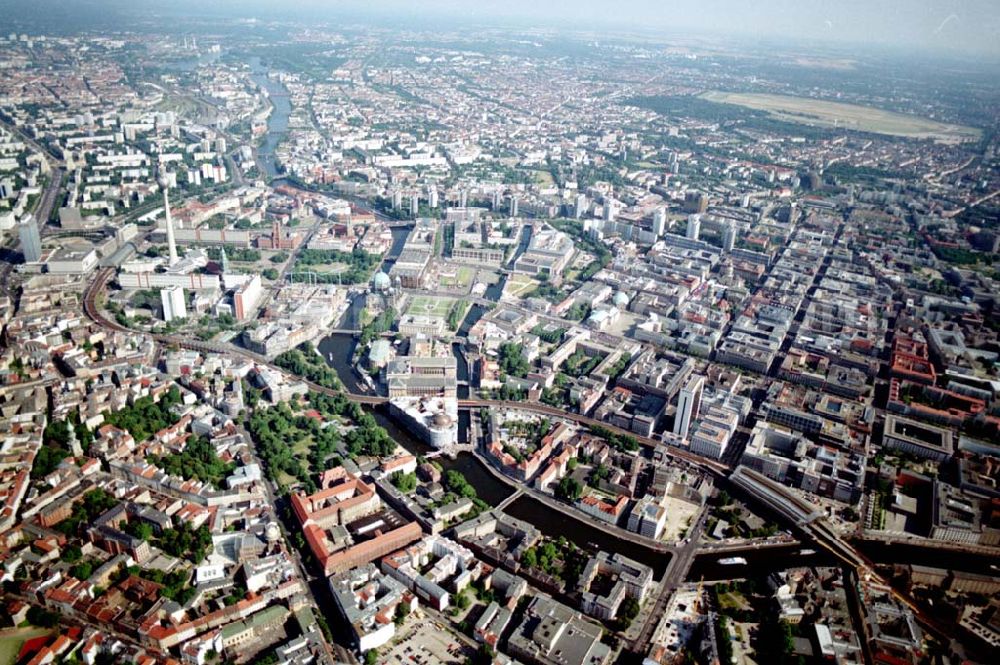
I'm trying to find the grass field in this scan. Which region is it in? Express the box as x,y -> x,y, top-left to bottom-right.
700,91 -> 981,143
527,169 -> 555,187
0,628 -> 53,665
717,591 -> 751,612
439,265 -> 475,289
310,263 -> 349,274
406,295 -> 456,318
504,274 -> 541,298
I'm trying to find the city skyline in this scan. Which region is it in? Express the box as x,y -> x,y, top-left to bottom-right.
0,0 -> 999,58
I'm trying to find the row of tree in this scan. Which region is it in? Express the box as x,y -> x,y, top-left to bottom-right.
104,386 -> 183,443
274,343 -> 343,390
296,247 -> 380,284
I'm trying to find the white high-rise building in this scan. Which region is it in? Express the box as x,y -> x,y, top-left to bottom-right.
18,217 -> 41,263
673,374 -> 705,440
509,195 -> 518,218
428,186 -> 439,209
410,194 -> 420,217
723,223 -> 736,253
603,198 -> 616,223
652,208 -> 667,237
575,194 -> 587,220
686,214 -> 701,242
161,286 -> 187,322
459,190 -> 468,208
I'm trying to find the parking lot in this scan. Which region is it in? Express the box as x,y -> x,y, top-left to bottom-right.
382,618 -> 476,665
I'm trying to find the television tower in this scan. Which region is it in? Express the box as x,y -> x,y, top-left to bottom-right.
161,180 -> 178,266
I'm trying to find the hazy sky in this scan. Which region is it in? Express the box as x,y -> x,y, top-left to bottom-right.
2,0 -> 999,56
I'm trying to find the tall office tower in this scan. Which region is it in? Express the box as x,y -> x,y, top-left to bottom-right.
686,214 -> 701,241
410,194 -> 420,218
221,248 -> 230,273
493,191 -> 502,211
459,190 -> 468,208
652,207 -> 667,237
673,374 -> 705,439
164,187 -> 178,265
392,190 -> 403,210
509,195 -> 518,218
161,286 -> 187,322
722,223 -> 736,252
428,186 -> 439,209
18,217 -> 41,263
575,194 -> 587,220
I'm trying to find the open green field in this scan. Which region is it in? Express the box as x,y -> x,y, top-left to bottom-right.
309,263 -> 349,274
440,265 -> 475,289
0,628 -> 53,665
717,590 -> 751,612
530,169 -> 555,186
700,91 -> 981,143
504,274 -> 541,298
406,295 -> 456,318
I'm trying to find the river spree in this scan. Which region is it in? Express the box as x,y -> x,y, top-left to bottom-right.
317,330 -> 674,576
248,57 -> 291,179
505,495 -> 672,578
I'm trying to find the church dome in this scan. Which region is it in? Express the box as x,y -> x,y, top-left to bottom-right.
265,522 -> 281,542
